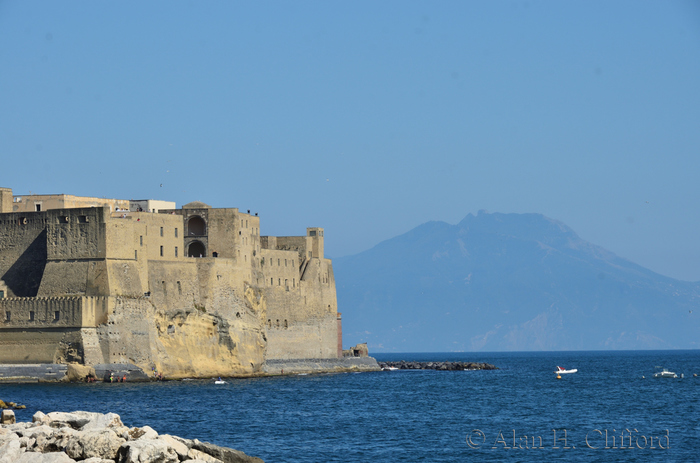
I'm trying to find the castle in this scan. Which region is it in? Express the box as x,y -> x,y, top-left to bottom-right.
0,187 -> 361,378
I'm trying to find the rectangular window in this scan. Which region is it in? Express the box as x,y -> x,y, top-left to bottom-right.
160,246 -> 163,257
35,204 -> 41,212
278,258 -> 280,266
135,250 -> 138,260
29,311 -> 34,321
177,281 -> 182,295
4,311 -> 10,321
278,278 -> 281,286
160,227 -> 164,237
175,228 -> 178,238
54,311 -> 60,321
162,281 -> 166,294
175,247 -> 178,257
285,259 -> 287,266
271,278 -> 273,285
140,236 -> 143,245
0,290 -> 4,298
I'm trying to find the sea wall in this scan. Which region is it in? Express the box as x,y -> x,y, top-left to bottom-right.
0,364 -> 68,382
263,357 -> 380,374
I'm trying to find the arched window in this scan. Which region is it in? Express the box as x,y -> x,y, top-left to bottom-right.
187,216 -> 206,236
187,241 -> 206,257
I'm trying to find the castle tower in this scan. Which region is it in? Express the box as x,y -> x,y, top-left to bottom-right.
307,227 -> 324,259
0,188 -> 12,213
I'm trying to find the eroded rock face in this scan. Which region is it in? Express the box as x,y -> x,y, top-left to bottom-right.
0,411 -> 264,463
96,296 -> 266,380
151,309 -> 265,378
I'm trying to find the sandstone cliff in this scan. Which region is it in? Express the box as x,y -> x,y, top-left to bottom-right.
92,291 -> 267,379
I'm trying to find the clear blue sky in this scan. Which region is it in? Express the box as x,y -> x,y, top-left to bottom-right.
2,1 -> 699,280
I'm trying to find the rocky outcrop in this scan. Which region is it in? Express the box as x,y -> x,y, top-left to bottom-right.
0,400 -> 26,410
378,361 -> 497,371
0,411 -> 263,463
94,296 -> 266,380
342,343 -> 368,358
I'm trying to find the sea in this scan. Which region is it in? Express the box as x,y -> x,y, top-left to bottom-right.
2,350 -> 699,462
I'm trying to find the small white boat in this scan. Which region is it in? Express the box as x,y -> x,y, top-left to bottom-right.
382,366 -> 399,371
214,378 -> 226,384
653,368 -> 678,379
555,366 -> 577,374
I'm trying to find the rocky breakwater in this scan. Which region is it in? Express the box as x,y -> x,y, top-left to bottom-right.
0,410 -> 263,463
379,361 -> 497,371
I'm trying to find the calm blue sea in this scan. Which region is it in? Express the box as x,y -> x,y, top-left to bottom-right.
2,350 -> 699,462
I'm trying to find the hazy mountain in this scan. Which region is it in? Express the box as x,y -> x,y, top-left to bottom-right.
334,211 -> 700,352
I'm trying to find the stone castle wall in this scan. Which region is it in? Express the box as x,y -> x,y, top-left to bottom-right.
0,296 -> 110,328
0,296 -> 111,364
0,187 -> 349,377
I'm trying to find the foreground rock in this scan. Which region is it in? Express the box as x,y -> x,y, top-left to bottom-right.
0,411 -> 263,463
378,361 -> 497,371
